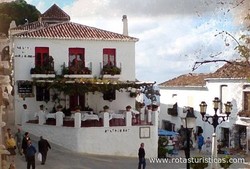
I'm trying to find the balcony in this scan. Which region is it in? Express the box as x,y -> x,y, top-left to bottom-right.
30,66 -> 55,78
101,64 -> 121,79
62,62 -> 93,78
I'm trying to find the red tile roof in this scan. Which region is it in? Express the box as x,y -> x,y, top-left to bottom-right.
40,4 -> 70,22
13,22 -> 138,41
11,21 -> 49,31
159,61 -> 250,87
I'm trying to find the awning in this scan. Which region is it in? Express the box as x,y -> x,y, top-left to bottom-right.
158,129 -> 179,136
235,117 -> 250,127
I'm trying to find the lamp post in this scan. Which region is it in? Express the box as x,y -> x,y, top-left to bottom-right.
182,109 -> 196,169
199,97 -> 232,169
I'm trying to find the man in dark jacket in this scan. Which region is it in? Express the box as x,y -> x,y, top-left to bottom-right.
26,140 -> 36,169
38,136 -> 51,165
22,132 -> 30,161
138,143 -> 146,169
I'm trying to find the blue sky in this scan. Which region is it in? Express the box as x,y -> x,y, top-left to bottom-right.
21,0 -> 249,83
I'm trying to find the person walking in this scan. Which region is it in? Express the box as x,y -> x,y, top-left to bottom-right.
205,137 -> 212,154
15,128 -> 23,155
22,104 -> 29,125
197,133 -> 204,153
22,132 -> 31,161
26,140 -> 36,169
38,136 -> 51,165
138,143 -> 146,169
6,133 -> 16,162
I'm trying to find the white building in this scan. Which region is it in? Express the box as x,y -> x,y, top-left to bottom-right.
9,4 -> 158,157
159,61 -> 250,150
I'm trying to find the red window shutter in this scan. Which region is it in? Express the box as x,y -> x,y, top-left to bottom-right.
69,48 -> 85,67
103,48 -> 116,66
35,47 -> 49,66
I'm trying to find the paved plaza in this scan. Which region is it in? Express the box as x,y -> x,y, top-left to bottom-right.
12,134 -> 250,169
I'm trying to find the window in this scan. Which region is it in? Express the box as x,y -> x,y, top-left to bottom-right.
69,94 -> 85,111
36,86 -> 50,102
244,92 -> 250,112
162,120 -> 175,131
103,48 -> 116,66
69,48 -> 85,67
103,89 -> 116,101
35,47 -> 49,67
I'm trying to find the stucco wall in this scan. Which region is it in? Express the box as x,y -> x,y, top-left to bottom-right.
159,78 -> 249,144
12,38 -> 137,124
22,124 -> 158,157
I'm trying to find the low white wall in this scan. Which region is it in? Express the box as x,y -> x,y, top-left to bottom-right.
22,124 -> 158,157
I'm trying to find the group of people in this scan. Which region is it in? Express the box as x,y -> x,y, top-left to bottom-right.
26,104 -> 65,126
4,128 -> 51,169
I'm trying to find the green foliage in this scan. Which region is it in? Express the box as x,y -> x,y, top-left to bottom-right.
190,156 -> 208,169
102,65 -> 121,75
219,155 -> 233,169
0,0 -> 40,35
158,137 -> 168,158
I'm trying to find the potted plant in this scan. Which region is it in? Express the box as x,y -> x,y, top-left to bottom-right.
152,104 -> 159,111
102,65 -> 121,75
130,92 -> 137,98
219,155 -> 233,169
103,105 -> 109,112
158,137 -> 168,158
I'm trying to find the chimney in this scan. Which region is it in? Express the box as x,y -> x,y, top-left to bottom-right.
122,15 -> 128,36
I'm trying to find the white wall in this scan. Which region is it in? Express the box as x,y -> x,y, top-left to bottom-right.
159,78 -> 249,142
22,124 -> 158,157
12,38 -> 137,124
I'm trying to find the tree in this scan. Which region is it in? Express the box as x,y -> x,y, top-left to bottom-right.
0,0 -> 40,35
192,1 -> 250,71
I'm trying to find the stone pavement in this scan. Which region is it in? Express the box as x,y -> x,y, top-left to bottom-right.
12,136 -> 250,169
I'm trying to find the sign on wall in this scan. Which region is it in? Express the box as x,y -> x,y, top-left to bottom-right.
139,127 -> 150,139
17,81 -> 34,98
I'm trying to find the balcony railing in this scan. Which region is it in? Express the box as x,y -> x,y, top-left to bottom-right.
100,62 -> 122,79
30,66 -> 55,78
62,62 -> 93,78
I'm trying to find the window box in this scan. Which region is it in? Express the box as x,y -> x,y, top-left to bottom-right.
31,74 -> 56,78
102,65 -> 121,75
102,74 -> 120,79
30,67 -> 55,74
63,74 -> 93,78
68,66 -> 92,75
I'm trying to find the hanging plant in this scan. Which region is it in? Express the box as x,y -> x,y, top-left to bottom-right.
129,92 -> 137,98
102,65 -> 121,75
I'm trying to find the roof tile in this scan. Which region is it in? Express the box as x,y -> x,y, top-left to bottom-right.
159,61 -> 250,87
13,22 -> 138,41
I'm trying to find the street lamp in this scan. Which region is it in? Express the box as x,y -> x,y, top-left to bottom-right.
182,109 -> 196,169
199,97 -> 232,169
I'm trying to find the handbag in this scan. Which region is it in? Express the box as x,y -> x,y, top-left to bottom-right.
37,153 -> 42,162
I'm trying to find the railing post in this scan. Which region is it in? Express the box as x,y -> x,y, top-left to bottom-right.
56,112 -> 64,126
151,110 -> 158,126
126,111 -> 132,126
74,112 -> 81,128
103,112 -> 110,127
38,114 -> 46,125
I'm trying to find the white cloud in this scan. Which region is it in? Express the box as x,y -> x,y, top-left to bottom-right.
26,0 -> 248,83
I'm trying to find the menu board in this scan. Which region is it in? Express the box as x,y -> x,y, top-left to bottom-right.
18,81 -> 33,94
